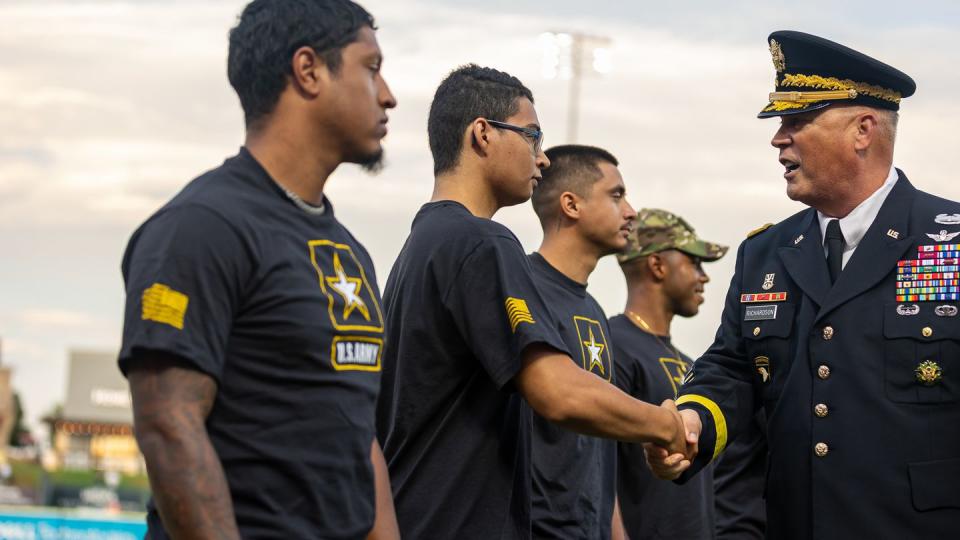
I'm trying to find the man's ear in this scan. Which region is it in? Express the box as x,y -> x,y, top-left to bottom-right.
852,110 -> 880,152
470,118 -> 493,153
289,46 -> 330,98
648,252 -> 668,281
559,191 -> 581,220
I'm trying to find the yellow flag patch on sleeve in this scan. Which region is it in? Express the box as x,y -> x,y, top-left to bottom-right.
141,283 -> 189,330
505,297 -> 535,332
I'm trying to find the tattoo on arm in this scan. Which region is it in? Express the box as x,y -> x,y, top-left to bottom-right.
128,352 -> 240,540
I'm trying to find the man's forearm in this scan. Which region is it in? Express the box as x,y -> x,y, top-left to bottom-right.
548,367 -> 680,447
137,425 -> 240,540
611,496 -> 629,540
517,346 -> 685,452
129,355 -> 240,540
366,439 -> 400,540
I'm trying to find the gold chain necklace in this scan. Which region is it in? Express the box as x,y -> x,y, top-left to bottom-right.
625,310 -> 682,360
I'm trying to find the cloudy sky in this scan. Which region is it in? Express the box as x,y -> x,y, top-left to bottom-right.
2,0 -> 960,429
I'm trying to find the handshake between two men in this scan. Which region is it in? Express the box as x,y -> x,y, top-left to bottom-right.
646,402 -> 703,481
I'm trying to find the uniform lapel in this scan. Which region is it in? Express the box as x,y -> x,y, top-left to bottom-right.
778,211 -> 831,308
814,172 -> 917,324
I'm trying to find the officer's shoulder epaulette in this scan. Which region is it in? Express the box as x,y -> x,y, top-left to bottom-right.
746,223 -> 774,239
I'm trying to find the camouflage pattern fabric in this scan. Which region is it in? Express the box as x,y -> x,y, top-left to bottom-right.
618,208 -> 728,263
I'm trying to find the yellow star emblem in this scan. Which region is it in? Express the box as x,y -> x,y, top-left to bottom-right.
325,252 -> 370,321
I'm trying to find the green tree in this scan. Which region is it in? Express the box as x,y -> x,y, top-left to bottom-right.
8,392 -> 30,447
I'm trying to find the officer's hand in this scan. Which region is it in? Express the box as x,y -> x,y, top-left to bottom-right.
643,443 -> 689,480
643,404 -> 702,480
679,408 -> 701,460
660,399 -> 689,456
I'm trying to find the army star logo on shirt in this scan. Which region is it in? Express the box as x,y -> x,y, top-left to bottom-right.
659,358 -> 690,397
309,240 -> 384,332
326,253 -> 370,321
573,316 -> 612,381
583,328 -> 606,374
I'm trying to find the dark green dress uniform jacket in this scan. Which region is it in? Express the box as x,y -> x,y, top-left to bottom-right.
677,172 -> 960,540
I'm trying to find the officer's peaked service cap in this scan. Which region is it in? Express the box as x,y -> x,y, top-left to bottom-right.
759,30 -> 916,118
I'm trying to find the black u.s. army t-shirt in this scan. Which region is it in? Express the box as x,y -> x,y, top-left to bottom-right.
119,148 -> 383,540
608,314 -> 716,540
527,253 -> 617,540
376,201 -> 569,540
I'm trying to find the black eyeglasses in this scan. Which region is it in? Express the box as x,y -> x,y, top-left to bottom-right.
486,119 -> 544,154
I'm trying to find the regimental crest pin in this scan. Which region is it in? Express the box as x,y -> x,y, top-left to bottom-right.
915,360 -> 943,386
755,356 -> 771,383
935,213 -> 960,225
927,230 -> 960,242
762,273 -> 776,291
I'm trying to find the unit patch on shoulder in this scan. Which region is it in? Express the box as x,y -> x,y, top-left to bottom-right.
747,223 -> 774,239
141,283 -> 189,330
505,297 -> 536,332
754,356 -> 771,383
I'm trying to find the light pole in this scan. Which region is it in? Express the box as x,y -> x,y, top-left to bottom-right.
540,31 -> 612,143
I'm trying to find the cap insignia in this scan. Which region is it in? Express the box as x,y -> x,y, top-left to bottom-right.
769,39 -> 786,73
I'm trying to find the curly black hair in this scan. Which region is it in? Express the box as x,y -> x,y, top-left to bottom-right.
227,0 -> 375,128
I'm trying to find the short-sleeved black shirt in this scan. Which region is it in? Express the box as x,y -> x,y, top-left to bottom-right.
376,201 -> 569,540
608,314 -> 716,540
527,253 -> 617,539
119,148 -> 384,540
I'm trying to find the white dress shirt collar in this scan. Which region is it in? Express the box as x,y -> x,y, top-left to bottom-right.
818,165 -> 899,249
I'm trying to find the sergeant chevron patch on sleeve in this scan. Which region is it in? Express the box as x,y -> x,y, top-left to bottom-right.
505,297 -> 535,332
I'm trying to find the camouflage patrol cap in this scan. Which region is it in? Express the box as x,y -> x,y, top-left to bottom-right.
618,208 -> 728,264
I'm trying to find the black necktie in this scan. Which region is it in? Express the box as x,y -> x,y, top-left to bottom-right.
825,219 -> 844,284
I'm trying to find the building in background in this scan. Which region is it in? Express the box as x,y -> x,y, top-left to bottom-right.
45,350 -> 142,475
0,340 -> 17,472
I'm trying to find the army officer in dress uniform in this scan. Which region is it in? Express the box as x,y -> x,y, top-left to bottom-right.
645,30 -> 960,540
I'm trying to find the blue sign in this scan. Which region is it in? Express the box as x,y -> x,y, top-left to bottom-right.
0,507 -> 146,539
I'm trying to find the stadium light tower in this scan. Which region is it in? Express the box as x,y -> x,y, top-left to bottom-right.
540,31 -> 613,143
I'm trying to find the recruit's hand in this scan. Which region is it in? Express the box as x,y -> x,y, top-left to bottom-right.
644,407 -> 702,480
659,399 -> 689,456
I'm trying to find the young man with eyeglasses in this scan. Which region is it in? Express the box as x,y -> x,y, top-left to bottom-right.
610,209 -> 767,539
376,64 -> 692,539
119,1 -> 399,538
526,145 -> 636,539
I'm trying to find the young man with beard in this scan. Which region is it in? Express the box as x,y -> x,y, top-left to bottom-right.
376,66 -> 692,539
527,145 -> 636,539
648,30 -> 960,540
118,1 -> 398,538
611,210 -> 766,539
